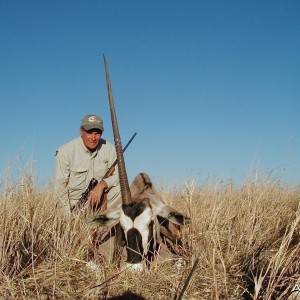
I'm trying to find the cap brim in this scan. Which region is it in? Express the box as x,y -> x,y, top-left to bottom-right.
82,124 -> 104,131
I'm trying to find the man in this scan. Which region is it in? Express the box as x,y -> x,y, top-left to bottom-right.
54,114 -> 120,217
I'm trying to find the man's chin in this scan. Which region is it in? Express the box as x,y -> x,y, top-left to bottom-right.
87,144 -> 98,151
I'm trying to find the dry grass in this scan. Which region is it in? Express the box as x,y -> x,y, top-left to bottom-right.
0,170 -> 299,299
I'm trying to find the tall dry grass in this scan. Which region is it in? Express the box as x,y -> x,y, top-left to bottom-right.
0,169 -> 299,299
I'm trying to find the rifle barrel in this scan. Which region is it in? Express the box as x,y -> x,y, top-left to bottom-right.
102,132 -> 137,179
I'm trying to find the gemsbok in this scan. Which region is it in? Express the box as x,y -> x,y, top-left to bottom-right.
87,55 -> 191,271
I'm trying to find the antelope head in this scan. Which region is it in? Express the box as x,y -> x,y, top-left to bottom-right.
87,56 -> 190,271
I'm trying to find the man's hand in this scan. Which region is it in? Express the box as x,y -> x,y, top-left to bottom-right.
88,180 -> 108,208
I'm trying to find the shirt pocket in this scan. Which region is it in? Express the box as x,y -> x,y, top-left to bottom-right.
69,166 -> 88,189
94,159 -> 109,179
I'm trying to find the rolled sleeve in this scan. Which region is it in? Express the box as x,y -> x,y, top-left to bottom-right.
103,167 -> 119,188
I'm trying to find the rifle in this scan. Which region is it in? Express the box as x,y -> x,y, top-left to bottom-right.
71,132 -> 137,212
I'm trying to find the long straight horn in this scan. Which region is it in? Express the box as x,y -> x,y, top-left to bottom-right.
103,54 -> 132,205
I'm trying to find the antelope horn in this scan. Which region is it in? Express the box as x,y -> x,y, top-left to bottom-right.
103,54 -> 132,205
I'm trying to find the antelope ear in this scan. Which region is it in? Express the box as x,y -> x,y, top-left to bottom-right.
167,211 -> 191,225
157,205 -> 191,226
86,210 -> 120,226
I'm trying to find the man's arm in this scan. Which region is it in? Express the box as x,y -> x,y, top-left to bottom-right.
54,150 -> 71,217
102,145 -> 119,189
88,143 -> 118,207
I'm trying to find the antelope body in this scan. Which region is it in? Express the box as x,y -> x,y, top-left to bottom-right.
88,172 -> 190,270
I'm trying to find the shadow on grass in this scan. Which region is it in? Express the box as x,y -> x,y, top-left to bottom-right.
106,291 -> 146,299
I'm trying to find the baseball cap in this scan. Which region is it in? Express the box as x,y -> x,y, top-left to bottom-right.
80,115 -> 104,131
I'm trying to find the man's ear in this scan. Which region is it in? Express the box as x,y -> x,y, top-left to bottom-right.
80,127 -> 84,137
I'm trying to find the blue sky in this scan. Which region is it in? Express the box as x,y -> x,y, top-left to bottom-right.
0,1 -> 299,188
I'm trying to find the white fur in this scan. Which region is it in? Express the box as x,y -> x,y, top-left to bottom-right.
119,205 -> 153,256
119,211 -> 133,236
124,262 -> 144,273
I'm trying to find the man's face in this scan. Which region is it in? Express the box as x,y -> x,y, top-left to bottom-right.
80,128 -> 102,150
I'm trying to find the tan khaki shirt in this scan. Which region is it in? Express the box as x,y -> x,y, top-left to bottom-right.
54,137 -> 120,216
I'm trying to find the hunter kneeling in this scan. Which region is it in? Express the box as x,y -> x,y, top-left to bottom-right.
54,114 -> 120,217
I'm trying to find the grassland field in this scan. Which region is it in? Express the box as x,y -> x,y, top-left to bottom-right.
0,170 -> 299,300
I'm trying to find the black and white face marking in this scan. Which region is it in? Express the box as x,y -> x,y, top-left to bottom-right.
119,199 -> 155,270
